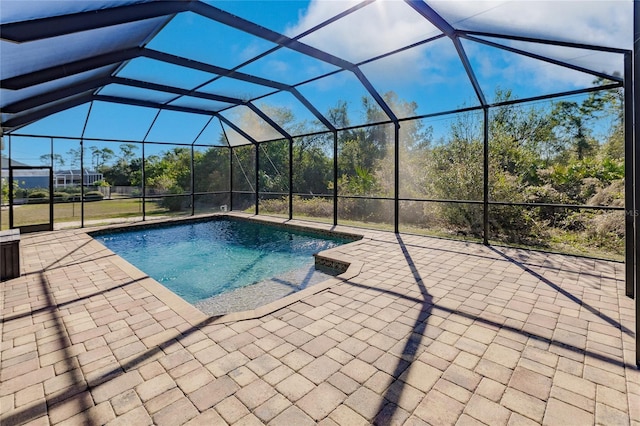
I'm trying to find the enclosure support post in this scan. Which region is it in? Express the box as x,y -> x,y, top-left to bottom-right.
50,138 -> 54,227
333,131 -> 338,226
190,145 -> 195,216
633,0 -> 639,368
229,147 -> 233,211
624,52 -> 634,298
141,142 -> 146,220
80,138 -> 84,228
255,143 -> 259,216
483,106 -> 489,245
289,138 -> 293,220
394,123 -> 400,233
48,166 -> 53,229
8,136 -> 13,228
79,102 -> 92,228
141,110 -> 161,221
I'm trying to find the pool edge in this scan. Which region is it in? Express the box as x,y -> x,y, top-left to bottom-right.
85,213 -> 368,325
208,258 -> 364,324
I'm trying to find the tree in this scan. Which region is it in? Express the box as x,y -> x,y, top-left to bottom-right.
39,153 -> 65,170
552,101 -> 597,160
117,143 -> 138,164
259,141 -> 289,193
144,147 -> 191,194
102,144 -> 141,186
89,146 -> 115,172
292,133 -> 333,195
66,148 -> 81,169
584,85 -> 624,161
327,100 -> 350,129
193,147 -> 229,193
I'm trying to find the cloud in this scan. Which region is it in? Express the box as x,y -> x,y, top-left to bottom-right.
286,0 -> 442,63
431,0 -> 633,50
461,38 -> 618,94
283,0 -> 632,94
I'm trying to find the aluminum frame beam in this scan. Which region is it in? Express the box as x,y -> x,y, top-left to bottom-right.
464,30 -> 631,55
2,76 -> 113,113
142,50 -> 337,130
463,34 -> 624,84
189,1 -> 398,123
88,95 -> 267,147
1,46 -> 335,134
93,94 -> 221,116
0,1 -> 188,42
1,0 -> 397,124
2,75 -> 245,115
110,77 -> 245,105
1,48 -> 141,90
3,93 -> 95,129
246,103 -> 292,140
404,0 -> 487,106
214,115 -> 258,146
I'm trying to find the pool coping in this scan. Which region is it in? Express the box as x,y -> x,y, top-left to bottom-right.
85,212 -> 367,325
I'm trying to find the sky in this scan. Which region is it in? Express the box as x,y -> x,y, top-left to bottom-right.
3,0 -> 633,166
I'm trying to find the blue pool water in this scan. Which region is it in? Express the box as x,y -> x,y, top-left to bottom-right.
93,219 -> 351,304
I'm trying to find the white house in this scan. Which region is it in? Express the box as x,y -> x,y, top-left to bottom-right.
54,169 -> 103,188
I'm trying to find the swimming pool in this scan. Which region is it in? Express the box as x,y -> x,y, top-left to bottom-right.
92,218 -> 355,311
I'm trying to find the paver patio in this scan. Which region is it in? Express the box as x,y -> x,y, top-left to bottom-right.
1,213 -> 638,425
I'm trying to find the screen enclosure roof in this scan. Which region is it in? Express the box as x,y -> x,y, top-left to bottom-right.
0,0 -> 634,147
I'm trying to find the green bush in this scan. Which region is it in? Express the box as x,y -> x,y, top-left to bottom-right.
83,191 -> 104,202
588,180 -> 624,207
92,180 -> 110,187
14,188 -> 28,199
259,197 -> 288,215
292,196 -> 333,218
161,196 -> 184,211
62,186 -> 82,194
27,190 -> 49,203
53,192 -> 68,203
160,186 -> 186,211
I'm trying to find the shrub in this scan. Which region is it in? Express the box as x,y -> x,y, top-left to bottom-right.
161,195 -> 186,211
62,186 -> 82,194
292,196 -> 333,218
27,190 -> 49,203
53,192 -> 68,203
588,179 -> 624,207
581,210 -> 625,256
83,191 -> 104,202
439,202 -> 484,237
259,197 -> 288,215
161,186 -> 186,211
588,210 -> 624,238
92,180 -> 110,187
14,188 -> 28,199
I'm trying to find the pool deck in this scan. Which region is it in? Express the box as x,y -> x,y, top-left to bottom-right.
1,213 -> 638,425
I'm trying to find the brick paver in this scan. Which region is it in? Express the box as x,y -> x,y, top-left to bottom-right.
1,213 -> 638,425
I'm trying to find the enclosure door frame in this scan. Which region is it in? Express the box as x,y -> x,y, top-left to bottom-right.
9,166 -> 54,233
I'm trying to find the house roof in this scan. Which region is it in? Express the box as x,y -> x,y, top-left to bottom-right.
1,157 -> 30,168
55,169 -> 101,175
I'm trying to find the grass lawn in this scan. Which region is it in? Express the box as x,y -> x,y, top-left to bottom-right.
1,198 -> 166,229
2,199 -> 623,261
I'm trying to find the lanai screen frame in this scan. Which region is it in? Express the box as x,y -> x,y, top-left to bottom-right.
0,0 -> 637,366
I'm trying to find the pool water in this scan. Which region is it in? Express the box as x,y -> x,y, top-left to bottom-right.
93,219 -> 351,304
